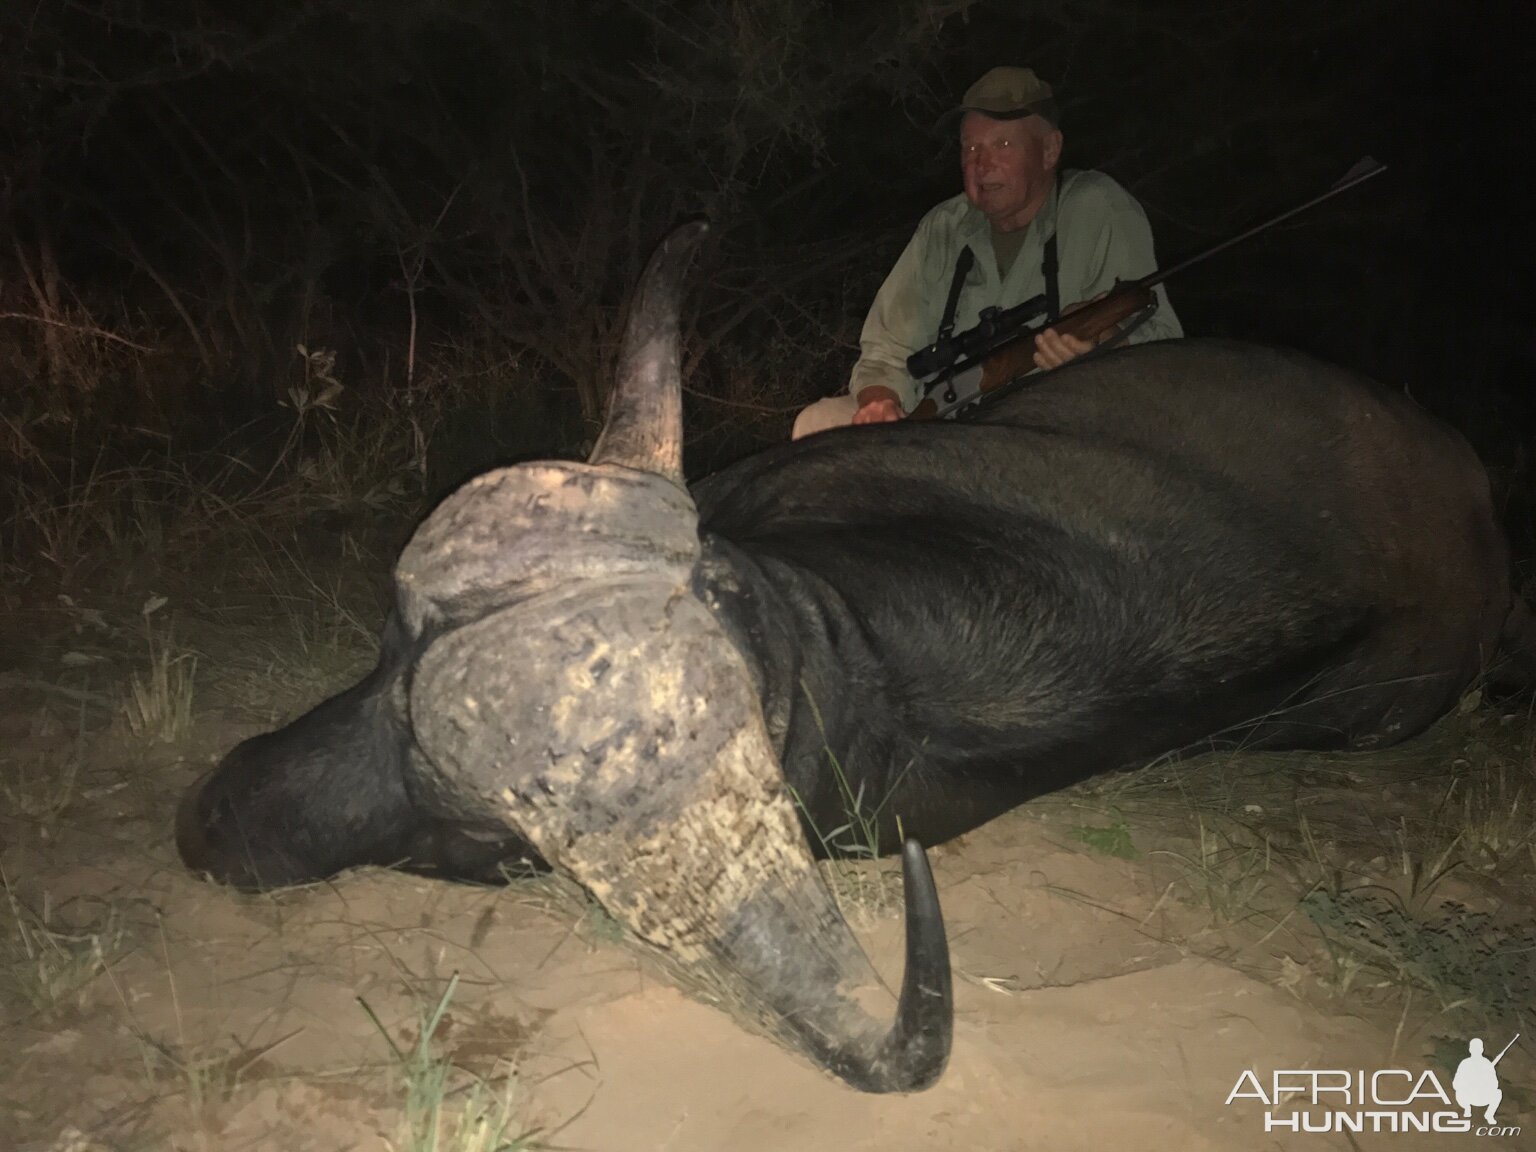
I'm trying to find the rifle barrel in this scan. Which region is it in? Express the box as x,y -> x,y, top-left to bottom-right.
1145,157 -> 1387,289
1491,1033 -> 1520,1066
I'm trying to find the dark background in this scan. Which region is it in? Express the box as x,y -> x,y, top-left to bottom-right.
3,0 -> 1533,531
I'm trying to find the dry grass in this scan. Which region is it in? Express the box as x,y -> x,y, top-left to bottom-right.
789,683 -> 905,922
121,597 -> 198,744
0,869 -> 127,1020
361,973 -> 542,1152
1060,691 -> 1536,1051
0,741 -> 84,830
1,340 -> 440,606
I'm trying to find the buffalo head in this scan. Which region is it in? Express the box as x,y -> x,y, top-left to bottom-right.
180,222 -> 952,1093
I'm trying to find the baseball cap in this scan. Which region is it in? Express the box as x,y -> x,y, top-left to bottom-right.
949,66 -> 1059,126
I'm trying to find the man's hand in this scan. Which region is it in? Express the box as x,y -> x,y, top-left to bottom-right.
1032,291 -> 1114,372
1032,327 -> 1096,371
852,386 -> 904,425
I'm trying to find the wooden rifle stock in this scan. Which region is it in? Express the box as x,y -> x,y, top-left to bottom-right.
909,281 -> 1154,420
909,394 -> 942,420
977,281 -> 1154,390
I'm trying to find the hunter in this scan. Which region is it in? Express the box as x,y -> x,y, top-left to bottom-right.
794,66 -> 1183,438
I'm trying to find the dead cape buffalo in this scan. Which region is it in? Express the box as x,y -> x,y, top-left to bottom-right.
178,221 -> 1528,1094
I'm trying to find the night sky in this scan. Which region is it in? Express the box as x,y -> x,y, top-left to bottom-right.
4,0 -> 1534,526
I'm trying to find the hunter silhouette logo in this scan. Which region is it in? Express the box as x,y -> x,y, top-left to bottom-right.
1226,1033 -> 1523,1136
1455,1034 -> 1518,1125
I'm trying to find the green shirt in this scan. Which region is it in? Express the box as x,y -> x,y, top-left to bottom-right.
849,169 -> 1183,411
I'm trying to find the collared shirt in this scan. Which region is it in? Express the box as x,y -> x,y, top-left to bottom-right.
848,169 -> 1184,411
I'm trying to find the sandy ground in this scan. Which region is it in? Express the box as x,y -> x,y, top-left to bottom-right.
1,582 -> 1531,1151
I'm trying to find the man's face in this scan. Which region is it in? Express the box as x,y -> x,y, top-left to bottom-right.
960,111 -> 1063,232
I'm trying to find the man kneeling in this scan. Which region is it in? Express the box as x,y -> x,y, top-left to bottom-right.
795,65 -> 1182,439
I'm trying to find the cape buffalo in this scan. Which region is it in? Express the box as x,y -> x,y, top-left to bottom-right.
177,221 -> 1528,1093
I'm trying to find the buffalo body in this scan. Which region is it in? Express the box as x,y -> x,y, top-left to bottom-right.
177,225 -> 1524,1092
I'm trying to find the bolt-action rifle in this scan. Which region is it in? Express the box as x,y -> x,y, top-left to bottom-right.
909,157 -> 1387,421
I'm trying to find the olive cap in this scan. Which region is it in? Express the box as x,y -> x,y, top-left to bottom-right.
950,66 -> 1058,126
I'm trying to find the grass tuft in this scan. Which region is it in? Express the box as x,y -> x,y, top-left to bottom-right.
0,742 -> 84,829
789,679 -> 905,920
1301,886 -> 1536,1034
1069,815 -> 1140,860
1151,817 -> 1277,925
121,595 -> 197,743
361,973 -> 540,1152
0,868 -> 125,1018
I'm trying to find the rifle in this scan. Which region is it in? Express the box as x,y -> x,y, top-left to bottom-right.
1491,1033 -> 1520,1067
909,156 -> 1387,421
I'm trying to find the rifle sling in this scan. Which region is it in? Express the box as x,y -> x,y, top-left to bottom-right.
932,228 -> 1059,345
1042,231 -> 1059,322
936,245 -> 974,344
